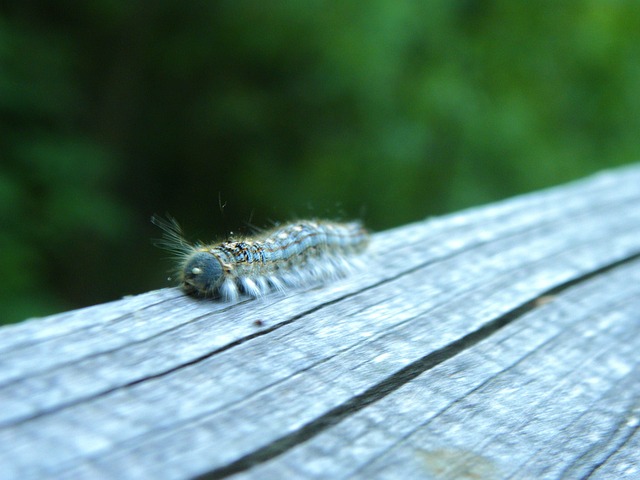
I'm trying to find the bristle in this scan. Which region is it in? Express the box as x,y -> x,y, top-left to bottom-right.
151,215 -> 194,259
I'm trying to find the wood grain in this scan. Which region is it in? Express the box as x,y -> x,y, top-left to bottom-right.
1,165 -> 640,480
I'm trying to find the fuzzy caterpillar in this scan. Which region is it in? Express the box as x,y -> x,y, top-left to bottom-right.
152,216 -> 369,301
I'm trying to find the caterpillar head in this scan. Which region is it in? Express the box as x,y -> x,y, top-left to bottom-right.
181,251 -> 224,296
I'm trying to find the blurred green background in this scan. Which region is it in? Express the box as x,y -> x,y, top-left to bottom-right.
1,1 -> 639,324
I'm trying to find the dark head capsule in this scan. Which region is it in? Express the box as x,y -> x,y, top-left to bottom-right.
181,251 -> 225,295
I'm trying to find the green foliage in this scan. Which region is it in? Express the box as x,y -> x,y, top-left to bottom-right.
1,1 -> 639,324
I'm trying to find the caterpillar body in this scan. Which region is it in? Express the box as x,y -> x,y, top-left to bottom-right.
153,217 -> 369,301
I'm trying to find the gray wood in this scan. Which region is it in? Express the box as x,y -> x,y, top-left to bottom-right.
2,165 -> 640,480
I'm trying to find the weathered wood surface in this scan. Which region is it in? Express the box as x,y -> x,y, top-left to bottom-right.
2,166 -> 640,480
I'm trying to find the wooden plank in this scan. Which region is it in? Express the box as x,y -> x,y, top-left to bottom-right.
1,165 -> 640,480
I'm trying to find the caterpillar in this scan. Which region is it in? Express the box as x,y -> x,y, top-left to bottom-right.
152,216 -> 369,301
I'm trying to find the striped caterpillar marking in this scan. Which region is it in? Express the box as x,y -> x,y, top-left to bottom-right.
152,217 -> 369,301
